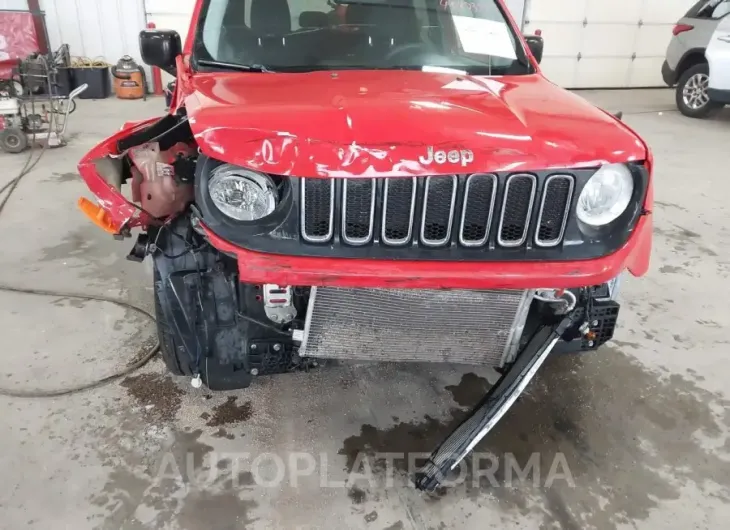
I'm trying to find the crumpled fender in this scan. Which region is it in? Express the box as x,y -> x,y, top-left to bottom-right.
77,117 -> 159,230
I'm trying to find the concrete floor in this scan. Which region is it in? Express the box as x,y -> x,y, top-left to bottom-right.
0,89 -> 729,530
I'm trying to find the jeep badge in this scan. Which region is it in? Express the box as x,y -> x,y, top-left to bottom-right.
419,146 -> 474,167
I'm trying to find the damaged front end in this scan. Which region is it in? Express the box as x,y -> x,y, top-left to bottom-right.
77,97 -> 648,491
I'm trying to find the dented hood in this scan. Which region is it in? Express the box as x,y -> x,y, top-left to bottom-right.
184,71 -> 647,177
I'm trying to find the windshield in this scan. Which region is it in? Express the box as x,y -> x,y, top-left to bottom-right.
193,0 -> 529,75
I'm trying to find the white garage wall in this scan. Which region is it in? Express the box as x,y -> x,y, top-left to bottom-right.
40,0 -> 146,64
524,0 -> 698,88
0,0 -> 29,9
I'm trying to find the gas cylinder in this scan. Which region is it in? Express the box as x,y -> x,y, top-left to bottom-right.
111,56 -> 146,100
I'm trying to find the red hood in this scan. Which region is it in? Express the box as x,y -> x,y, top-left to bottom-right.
184,71 -> 647,178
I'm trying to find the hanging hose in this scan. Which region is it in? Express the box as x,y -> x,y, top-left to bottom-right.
0,61 -> 160,398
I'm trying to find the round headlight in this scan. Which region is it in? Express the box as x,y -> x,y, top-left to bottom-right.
576,164 -> 634,227
208,165 -> 277,221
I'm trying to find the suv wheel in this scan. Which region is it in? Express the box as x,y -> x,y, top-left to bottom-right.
153,264 -> 192,377
676,63 -> 722,118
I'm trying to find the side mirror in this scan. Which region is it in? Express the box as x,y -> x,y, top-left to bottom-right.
524,35 -> 544,64
139,29 -> 182,76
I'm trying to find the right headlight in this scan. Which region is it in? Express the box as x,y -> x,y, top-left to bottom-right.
576,163 -> 634,227
208,164 -> 277,221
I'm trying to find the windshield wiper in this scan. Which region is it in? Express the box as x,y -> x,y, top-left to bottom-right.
196,59 -> 274,73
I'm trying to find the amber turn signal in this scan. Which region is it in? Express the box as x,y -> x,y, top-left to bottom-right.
77,197 -> 119,234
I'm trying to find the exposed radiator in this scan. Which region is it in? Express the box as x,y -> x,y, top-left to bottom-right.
299,288 -> 534,367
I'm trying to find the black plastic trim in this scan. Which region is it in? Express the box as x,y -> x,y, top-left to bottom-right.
194,155 -> 294,237
661,60 -> 677,87
708,87 -> 730,105
195,162 -> 650,262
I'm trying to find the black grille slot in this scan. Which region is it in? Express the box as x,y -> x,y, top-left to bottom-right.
535,175 -> 574,247
460,174 -> 497,247
299,172 -> 577,252
301,179 -> 334,243
382,177 -> 416,245
421,176 -> 457,246
342,179 -> 375,245
498,174 -> 536,247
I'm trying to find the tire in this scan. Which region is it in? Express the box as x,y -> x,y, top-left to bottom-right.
676,63 -> 722,119
0,128 -> 28,154
153,264 -> 192,376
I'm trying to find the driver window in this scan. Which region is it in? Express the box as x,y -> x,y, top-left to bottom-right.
713,0 -> 730,18
698,0 -> 730,18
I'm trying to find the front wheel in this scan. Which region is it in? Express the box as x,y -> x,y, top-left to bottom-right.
676,63 -> 722,119
153,263 -> 192,376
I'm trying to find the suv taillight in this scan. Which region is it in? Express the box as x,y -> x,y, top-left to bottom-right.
673,23 -> 694,35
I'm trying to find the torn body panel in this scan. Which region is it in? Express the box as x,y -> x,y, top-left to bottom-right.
77,115 -> 195,232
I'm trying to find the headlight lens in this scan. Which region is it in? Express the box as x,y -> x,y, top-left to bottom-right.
576,164 -> 634,227
209,164 -> 277,221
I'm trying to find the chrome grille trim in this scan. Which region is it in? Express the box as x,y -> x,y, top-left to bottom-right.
300,178 -> 335,243
497,174 -> 537,248
535,175 -> 574,248
381,177 -> 417,246
342,178 -> 376,246
459,173 -> 497,247
420,175 -> 458,247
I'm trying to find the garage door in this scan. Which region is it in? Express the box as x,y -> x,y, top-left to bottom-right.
524,0 -> 698,88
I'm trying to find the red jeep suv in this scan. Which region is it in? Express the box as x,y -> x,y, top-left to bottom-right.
77,0 -> 653,490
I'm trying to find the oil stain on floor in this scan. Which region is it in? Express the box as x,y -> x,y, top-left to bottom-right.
79,343 -> 729,529
340,348 -> 730,529
121,373 -> 185,423
47,171 -> 79,183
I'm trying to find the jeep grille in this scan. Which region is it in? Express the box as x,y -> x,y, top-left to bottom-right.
300,174 -> 576,250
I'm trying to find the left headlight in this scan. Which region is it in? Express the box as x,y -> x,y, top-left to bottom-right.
209,164 -> 277,221
576,163 -> 634,227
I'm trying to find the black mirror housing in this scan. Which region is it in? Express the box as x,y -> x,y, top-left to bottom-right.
524,35 -> 544,64
140,29 -> 182,76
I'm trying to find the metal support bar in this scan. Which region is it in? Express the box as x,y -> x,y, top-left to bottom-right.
414,315 -> 574,492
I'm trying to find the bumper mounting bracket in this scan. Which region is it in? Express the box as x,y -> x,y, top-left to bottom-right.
414,314 -> 575,491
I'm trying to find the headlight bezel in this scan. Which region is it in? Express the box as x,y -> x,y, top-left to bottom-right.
194,156 -> 293,235
574,162 -> 647,239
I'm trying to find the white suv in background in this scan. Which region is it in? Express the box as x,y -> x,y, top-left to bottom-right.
707,12 -> 730,110
663,0 -> 730,118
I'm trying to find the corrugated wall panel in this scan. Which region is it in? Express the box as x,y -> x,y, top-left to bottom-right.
39,0 -> 148,82
0,0 -> 29,10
